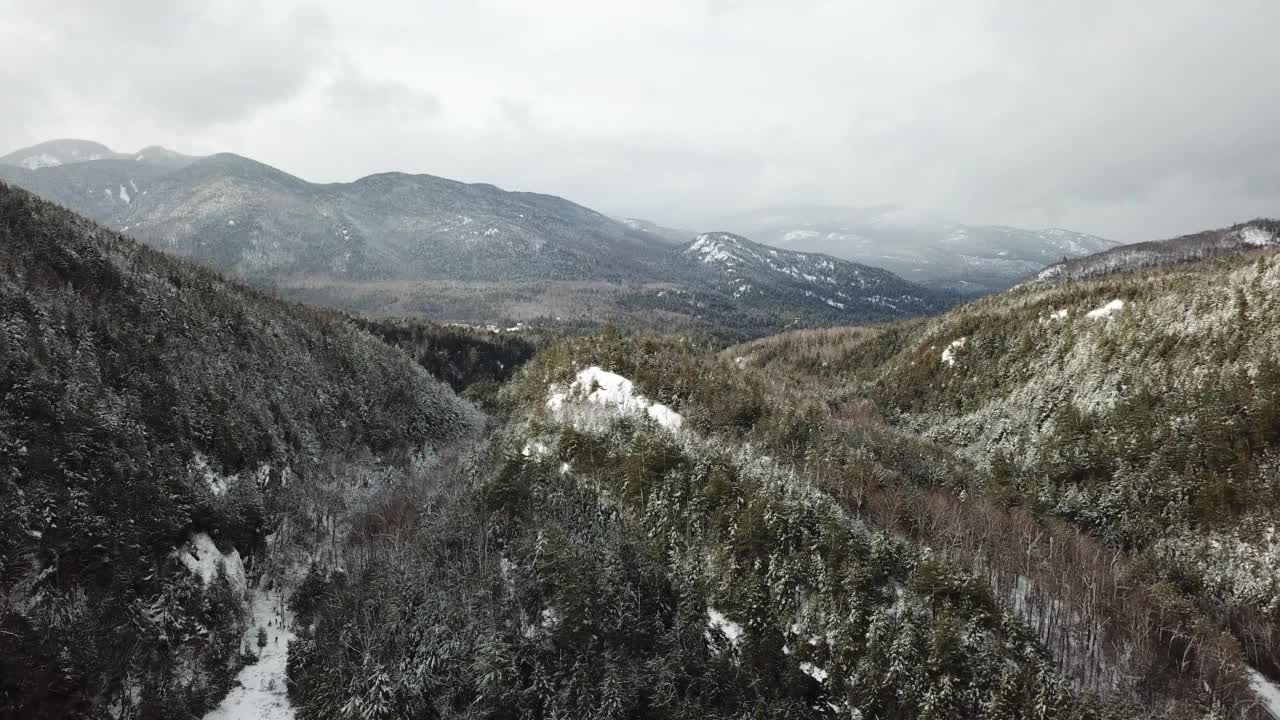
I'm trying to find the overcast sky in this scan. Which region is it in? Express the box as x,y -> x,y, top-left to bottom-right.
1,0 -> 1277,241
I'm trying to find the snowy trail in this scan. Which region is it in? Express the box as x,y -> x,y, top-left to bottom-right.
203,588 -> 296,720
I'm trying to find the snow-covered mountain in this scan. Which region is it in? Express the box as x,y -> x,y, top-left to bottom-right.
1033,219 -> 1280,285
0,140 -> 953,334
0,144 -> 673,283
714,205 -> 1119,294
677,231 -> 948,320
0,138 -> 126,169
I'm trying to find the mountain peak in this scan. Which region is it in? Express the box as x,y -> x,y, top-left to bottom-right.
0,139 -> 119,169
686,232 -> 753,264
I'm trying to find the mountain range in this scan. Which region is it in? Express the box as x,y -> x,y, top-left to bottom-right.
714,204 -> 1120,293
0,140 -> 956,337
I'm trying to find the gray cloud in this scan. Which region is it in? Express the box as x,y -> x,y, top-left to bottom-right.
1,0 -> 1278,241
328,65 -> 441,120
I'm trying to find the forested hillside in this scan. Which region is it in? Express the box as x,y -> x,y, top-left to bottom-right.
283,324 -> 1280,718
0,182 -> 479,719
730,249 -> 1280,716
1033,220 -> 1280,285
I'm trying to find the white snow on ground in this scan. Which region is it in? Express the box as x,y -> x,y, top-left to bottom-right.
1249,667 -> 1280,719
1086,299 -> 1125,320
1239,225 -> 1280,247
547,366 -> 683,432
18,153 -> 61,169
799,662 -> 830,683
940,337 -> 967,366
705,607 -> 744,648
688,234 -> 737,264
174,533 -> 246,592
203,589 -> 295,720
193,452 -> 230,496
521,440 -> 549,458
119,185 -> 131,203
1048,308 -> 1069,321
191,453 -> 277,495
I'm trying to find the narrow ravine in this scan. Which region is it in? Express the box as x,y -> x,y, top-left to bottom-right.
203,588 -> 296,720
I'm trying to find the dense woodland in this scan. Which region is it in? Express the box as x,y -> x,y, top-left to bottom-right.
287,319 -> 1274,719
0,183 -> 477,719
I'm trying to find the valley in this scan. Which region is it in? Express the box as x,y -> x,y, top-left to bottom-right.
7,1 -> 1280,717
3,159 -> 1280,719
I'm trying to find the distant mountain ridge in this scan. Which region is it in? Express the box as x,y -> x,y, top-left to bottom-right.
714,204 -> 1119,293
0,139 -> 953,336
679,232 -> 943,320
1031,219 -> 1280,285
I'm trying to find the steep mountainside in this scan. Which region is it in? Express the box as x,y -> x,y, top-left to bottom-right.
1033,219 -> 1280,284
0,140 -> 951,336
0,182 -> 479,719
717,205 -> 1118,293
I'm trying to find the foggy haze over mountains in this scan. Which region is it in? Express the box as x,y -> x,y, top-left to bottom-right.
3,0 -> 1279,242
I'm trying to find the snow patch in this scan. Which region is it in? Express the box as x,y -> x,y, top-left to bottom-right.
688,234 -> 737,264
174,533 -> 245,593
705,607 -> 743,648
192,453 -> 231,496
941,337 -> 967,367
799,661 -> 830,683
1086,299 -> 1125,320
1249,667 -> 1280,719
1239,225 -> 1280,247
119,185 -> 131,203
547,366 -> 683,432
18,153 -> 62,169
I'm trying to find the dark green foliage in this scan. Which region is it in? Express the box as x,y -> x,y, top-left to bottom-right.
357,316 -> 536,399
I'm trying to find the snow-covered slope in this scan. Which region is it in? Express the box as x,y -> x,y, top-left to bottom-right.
1033,219 -> 1280,285
676,231 -> 951,321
